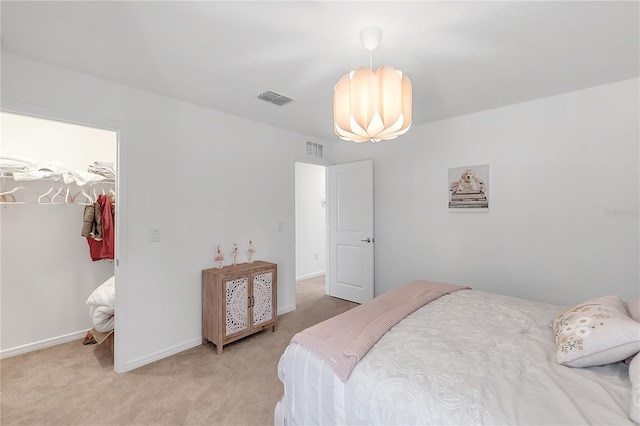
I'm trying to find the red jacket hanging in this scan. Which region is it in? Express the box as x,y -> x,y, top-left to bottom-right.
87,194 -> 115,261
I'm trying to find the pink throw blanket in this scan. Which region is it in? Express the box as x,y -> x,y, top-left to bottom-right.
291,280 -> 470,382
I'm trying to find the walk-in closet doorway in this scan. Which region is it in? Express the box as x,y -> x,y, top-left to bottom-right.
0,105 -> 126,372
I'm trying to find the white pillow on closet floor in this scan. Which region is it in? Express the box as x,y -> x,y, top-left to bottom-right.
86,276 -> 115,310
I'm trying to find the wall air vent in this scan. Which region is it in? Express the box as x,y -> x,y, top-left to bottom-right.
306,141 -> 323,158
257,90 -> 295,106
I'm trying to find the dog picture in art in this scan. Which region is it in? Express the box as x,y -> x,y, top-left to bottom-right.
448,165 -> 489,211
457,169 -> 483,192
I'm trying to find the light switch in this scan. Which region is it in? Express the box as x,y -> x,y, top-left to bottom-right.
151,229 -> 161,242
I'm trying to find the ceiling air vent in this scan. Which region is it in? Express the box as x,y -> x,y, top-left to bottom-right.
257,90 -> 294,106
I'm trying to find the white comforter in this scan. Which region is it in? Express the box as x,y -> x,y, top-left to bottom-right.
276,290 -> 633,425
86,276 -> 115,332
88,305 -> 114,332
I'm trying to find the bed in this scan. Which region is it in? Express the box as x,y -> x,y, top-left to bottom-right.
86,276 -> 115,332
275,280 -> 640,425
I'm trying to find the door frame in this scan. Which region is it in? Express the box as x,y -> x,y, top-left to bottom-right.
292,156 -> 375,309
292,157 -> 330,311
1,100 -> 128,373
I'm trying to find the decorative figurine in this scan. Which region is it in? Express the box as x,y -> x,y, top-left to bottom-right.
232,243 -> 239,266
247,240 -> 255,263
214,244 -> 224,269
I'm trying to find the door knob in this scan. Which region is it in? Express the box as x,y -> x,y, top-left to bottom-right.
361,238 -> 374,243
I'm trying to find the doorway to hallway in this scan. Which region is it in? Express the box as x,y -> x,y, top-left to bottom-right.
295,274 -> 326,308
294,162 -> 327,307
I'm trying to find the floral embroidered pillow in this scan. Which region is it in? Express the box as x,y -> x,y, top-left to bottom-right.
553,295 -> 640,367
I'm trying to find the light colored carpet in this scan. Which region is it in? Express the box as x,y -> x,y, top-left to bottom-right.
295,275 -> 326,307
0,288 -> 357,425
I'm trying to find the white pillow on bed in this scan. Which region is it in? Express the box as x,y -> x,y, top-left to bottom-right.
630,353 -> 640,424
86,276 -> 115,310
624,299 -> 640,322
552,295 -> 640,368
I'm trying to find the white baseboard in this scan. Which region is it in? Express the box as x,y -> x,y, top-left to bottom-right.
119,337 -> 202,373
295,270 -> 325,281
3,314 -> 299,369
278,304 -> 295,316
119,308 -> 297,372
0,329 -> 89,359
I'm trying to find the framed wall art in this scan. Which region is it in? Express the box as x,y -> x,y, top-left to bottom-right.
448,164 -> 489,212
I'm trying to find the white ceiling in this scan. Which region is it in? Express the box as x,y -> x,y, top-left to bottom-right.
1,1 -> 638,143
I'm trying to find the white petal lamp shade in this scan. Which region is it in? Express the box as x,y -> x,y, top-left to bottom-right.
333,65 -> 412,143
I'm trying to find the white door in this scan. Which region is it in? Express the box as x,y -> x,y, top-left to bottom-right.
327,159 -> 374,304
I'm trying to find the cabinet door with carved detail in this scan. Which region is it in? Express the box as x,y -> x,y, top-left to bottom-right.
224,276 -> 250,337
251,270 -> 273,327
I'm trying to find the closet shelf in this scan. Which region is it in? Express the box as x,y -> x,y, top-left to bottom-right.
0,172 -> 114,184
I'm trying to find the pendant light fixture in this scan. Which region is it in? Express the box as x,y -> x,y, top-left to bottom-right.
333,27 -> 412,143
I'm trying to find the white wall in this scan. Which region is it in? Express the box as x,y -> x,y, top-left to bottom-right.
3,50 -> 636,370
0,114 -> 116,356
295,162 -> 326,280
333,78 -> 639,306
1,53 -> 334,371
1,112 -> 116,170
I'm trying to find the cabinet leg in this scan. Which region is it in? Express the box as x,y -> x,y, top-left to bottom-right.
216,344 -> 223,355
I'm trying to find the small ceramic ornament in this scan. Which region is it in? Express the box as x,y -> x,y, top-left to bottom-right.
232,243 -> 239,266
214,244 -> 224,269
247,240 -> 255,263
